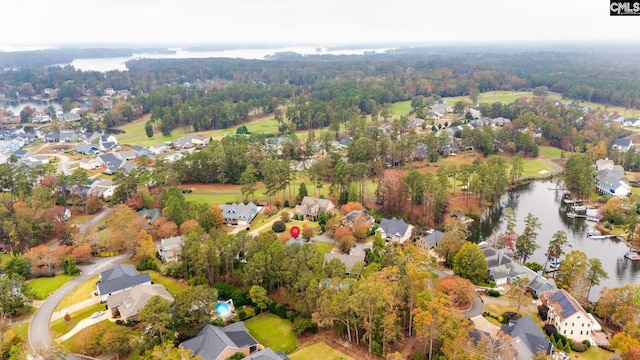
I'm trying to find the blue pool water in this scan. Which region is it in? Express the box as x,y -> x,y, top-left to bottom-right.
215,302 -> 232,317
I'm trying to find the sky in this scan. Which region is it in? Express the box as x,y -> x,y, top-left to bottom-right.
1,0 -> 637,49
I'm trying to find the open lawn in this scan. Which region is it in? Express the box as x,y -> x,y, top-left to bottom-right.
27,275 -> 74,300
56,275 -> 98,311
143,270 -> 189,295
390,101 -> 412,117
289,342 -> 354,360
116,113 -> 281,148
51,302 -> 106,338
59,319 -> 118,354
313,241 -> 335,254
483,303 -> 541,328
244,314 -> 298,353
10,322 -> 29,343
569,346 -> 613,359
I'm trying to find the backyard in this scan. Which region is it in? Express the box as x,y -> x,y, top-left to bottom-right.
244,314 -> 298,353
27,275 -> 74,300
289,341 -> 354,360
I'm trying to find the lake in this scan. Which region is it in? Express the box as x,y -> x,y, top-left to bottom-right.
469,180 -> 640,301
62,46 -> 393,72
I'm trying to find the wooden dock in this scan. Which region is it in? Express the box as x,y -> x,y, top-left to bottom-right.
588,234 -> 621,240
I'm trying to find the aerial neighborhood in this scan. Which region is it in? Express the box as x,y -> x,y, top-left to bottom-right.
0,46 -> 640,360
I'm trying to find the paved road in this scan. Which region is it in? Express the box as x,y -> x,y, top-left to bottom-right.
39,153 -> 73,176
28,205 -> 116,358
29,254 -> 127,357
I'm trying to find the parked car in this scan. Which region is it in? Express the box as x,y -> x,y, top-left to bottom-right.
90,311 -> 104,319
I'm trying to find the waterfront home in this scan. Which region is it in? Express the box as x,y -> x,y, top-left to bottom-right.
539,289 -> 594,343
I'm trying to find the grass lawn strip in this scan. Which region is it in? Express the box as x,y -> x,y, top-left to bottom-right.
313,241 -> 335,254
289,341 -> 354,360
143,270 -> 189,295
55,275 -> 98,311
27,275 -> 74,300
244,314 -> 298,353
50,302 -> 106,338
59,320 -> 118,354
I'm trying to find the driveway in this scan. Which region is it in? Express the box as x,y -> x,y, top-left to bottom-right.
28,253 -> 127,356
39,152 -> 73,176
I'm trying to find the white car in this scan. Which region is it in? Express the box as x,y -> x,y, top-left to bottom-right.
90,311 -> 104,319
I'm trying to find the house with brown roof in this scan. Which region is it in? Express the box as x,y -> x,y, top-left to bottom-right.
294,196 -> 335,221
539,289 -> 594,343
107,284 -> 174,321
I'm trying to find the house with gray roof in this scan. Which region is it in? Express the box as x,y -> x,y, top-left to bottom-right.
295,196 -> 335,221
44,132 -> 60,143
220,202 -> 260,226
597,168 -> 630,198
613,137 -> 633,152
98,153 -> 123,174
323,246 -> 366,275
75,143 -> 99,155
500,316 -> 552,360
377,217 -> 414,244
96,264 -> 152,301
180,322 -> 260,360
59,130 -> 78,142
417,229 -> 444,251
242,348 -> 290,360
118,150 -> 136,161
342,210 -> 374,229
157,236 -> 183,263
480,243 -> 535,285
132,145 -> 151,156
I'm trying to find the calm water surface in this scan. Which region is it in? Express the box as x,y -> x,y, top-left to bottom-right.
469,180 -> 640,301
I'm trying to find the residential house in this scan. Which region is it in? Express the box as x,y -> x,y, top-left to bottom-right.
121,162 -> 137,173
173,135 -> 208,149
180,322 -> 260,360
89,179 -> 116,198
341,210 -> 374,229
377,217 -> 414,244
79,156 -> 105,170
323,246 -> 366,275
119,150 -> 137,161
57,112 -> 81,122
149,144 -> 169,155
20,155 -> 50,168
242,348 -> 290,360
431,101 -> 452,115
44,132 -> 60,143
59,130 -> 78,142
220,202 -> 260,226
417,229 -> 444,251
294,196 -> 336,221
539,289 -> 594,343
75,143 -> 99,155
338,137 -> 352,148
596,165 -> 631,198
527,271 -> 557,296
96,264 -> 152,301
595,158 -> 615,172
98,153 -> 123,174
99,134 -> 119,152
500,316 -> 553,360
106,284 -> 174,321
157,236 -> 183,263
132,145 -> 151,157
427,110 -> 444,120
480,243 -> 535,285
613,138 -> 633,152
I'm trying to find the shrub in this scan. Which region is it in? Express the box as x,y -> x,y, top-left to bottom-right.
538,304 -> 549,321
212,318 -> 225,327
501,312 -> 521,322
272,220 -> 286,233
543,324 -> 557,336
571,341 -> 588,352
275,304 -> 287,319
238,310 -> 247,320
487,289 -> 501,297
280,212 -> 290,223
284,200 -> 290,208
293,316 -> 313,335
582,339 -> 591,347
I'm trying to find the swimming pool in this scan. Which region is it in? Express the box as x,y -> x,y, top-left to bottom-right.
215,301 -> 233,318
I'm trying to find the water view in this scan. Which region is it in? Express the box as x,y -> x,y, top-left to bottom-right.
470,180 -> 640,301
63,46 -> 393,72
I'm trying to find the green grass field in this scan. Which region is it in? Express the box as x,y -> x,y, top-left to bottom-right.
51,302 -> 106,338
116,113 -> 281,148
244,314 -> 298,353
27,275 -> 74,300
10,322 -> 29,343
56,275 -> 98,311
390,101 -> 412,117
144,270 -> 189,295
289,342 -> 354,360
313,241 -> 335,254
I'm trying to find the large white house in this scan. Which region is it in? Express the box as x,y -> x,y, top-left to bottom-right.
377,217 -> 414,244
539,289 -> 594,343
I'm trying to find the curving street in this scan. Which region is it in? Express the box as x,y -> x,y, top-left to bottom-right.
28,207 -> 117,358
28,254 -> 127,357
